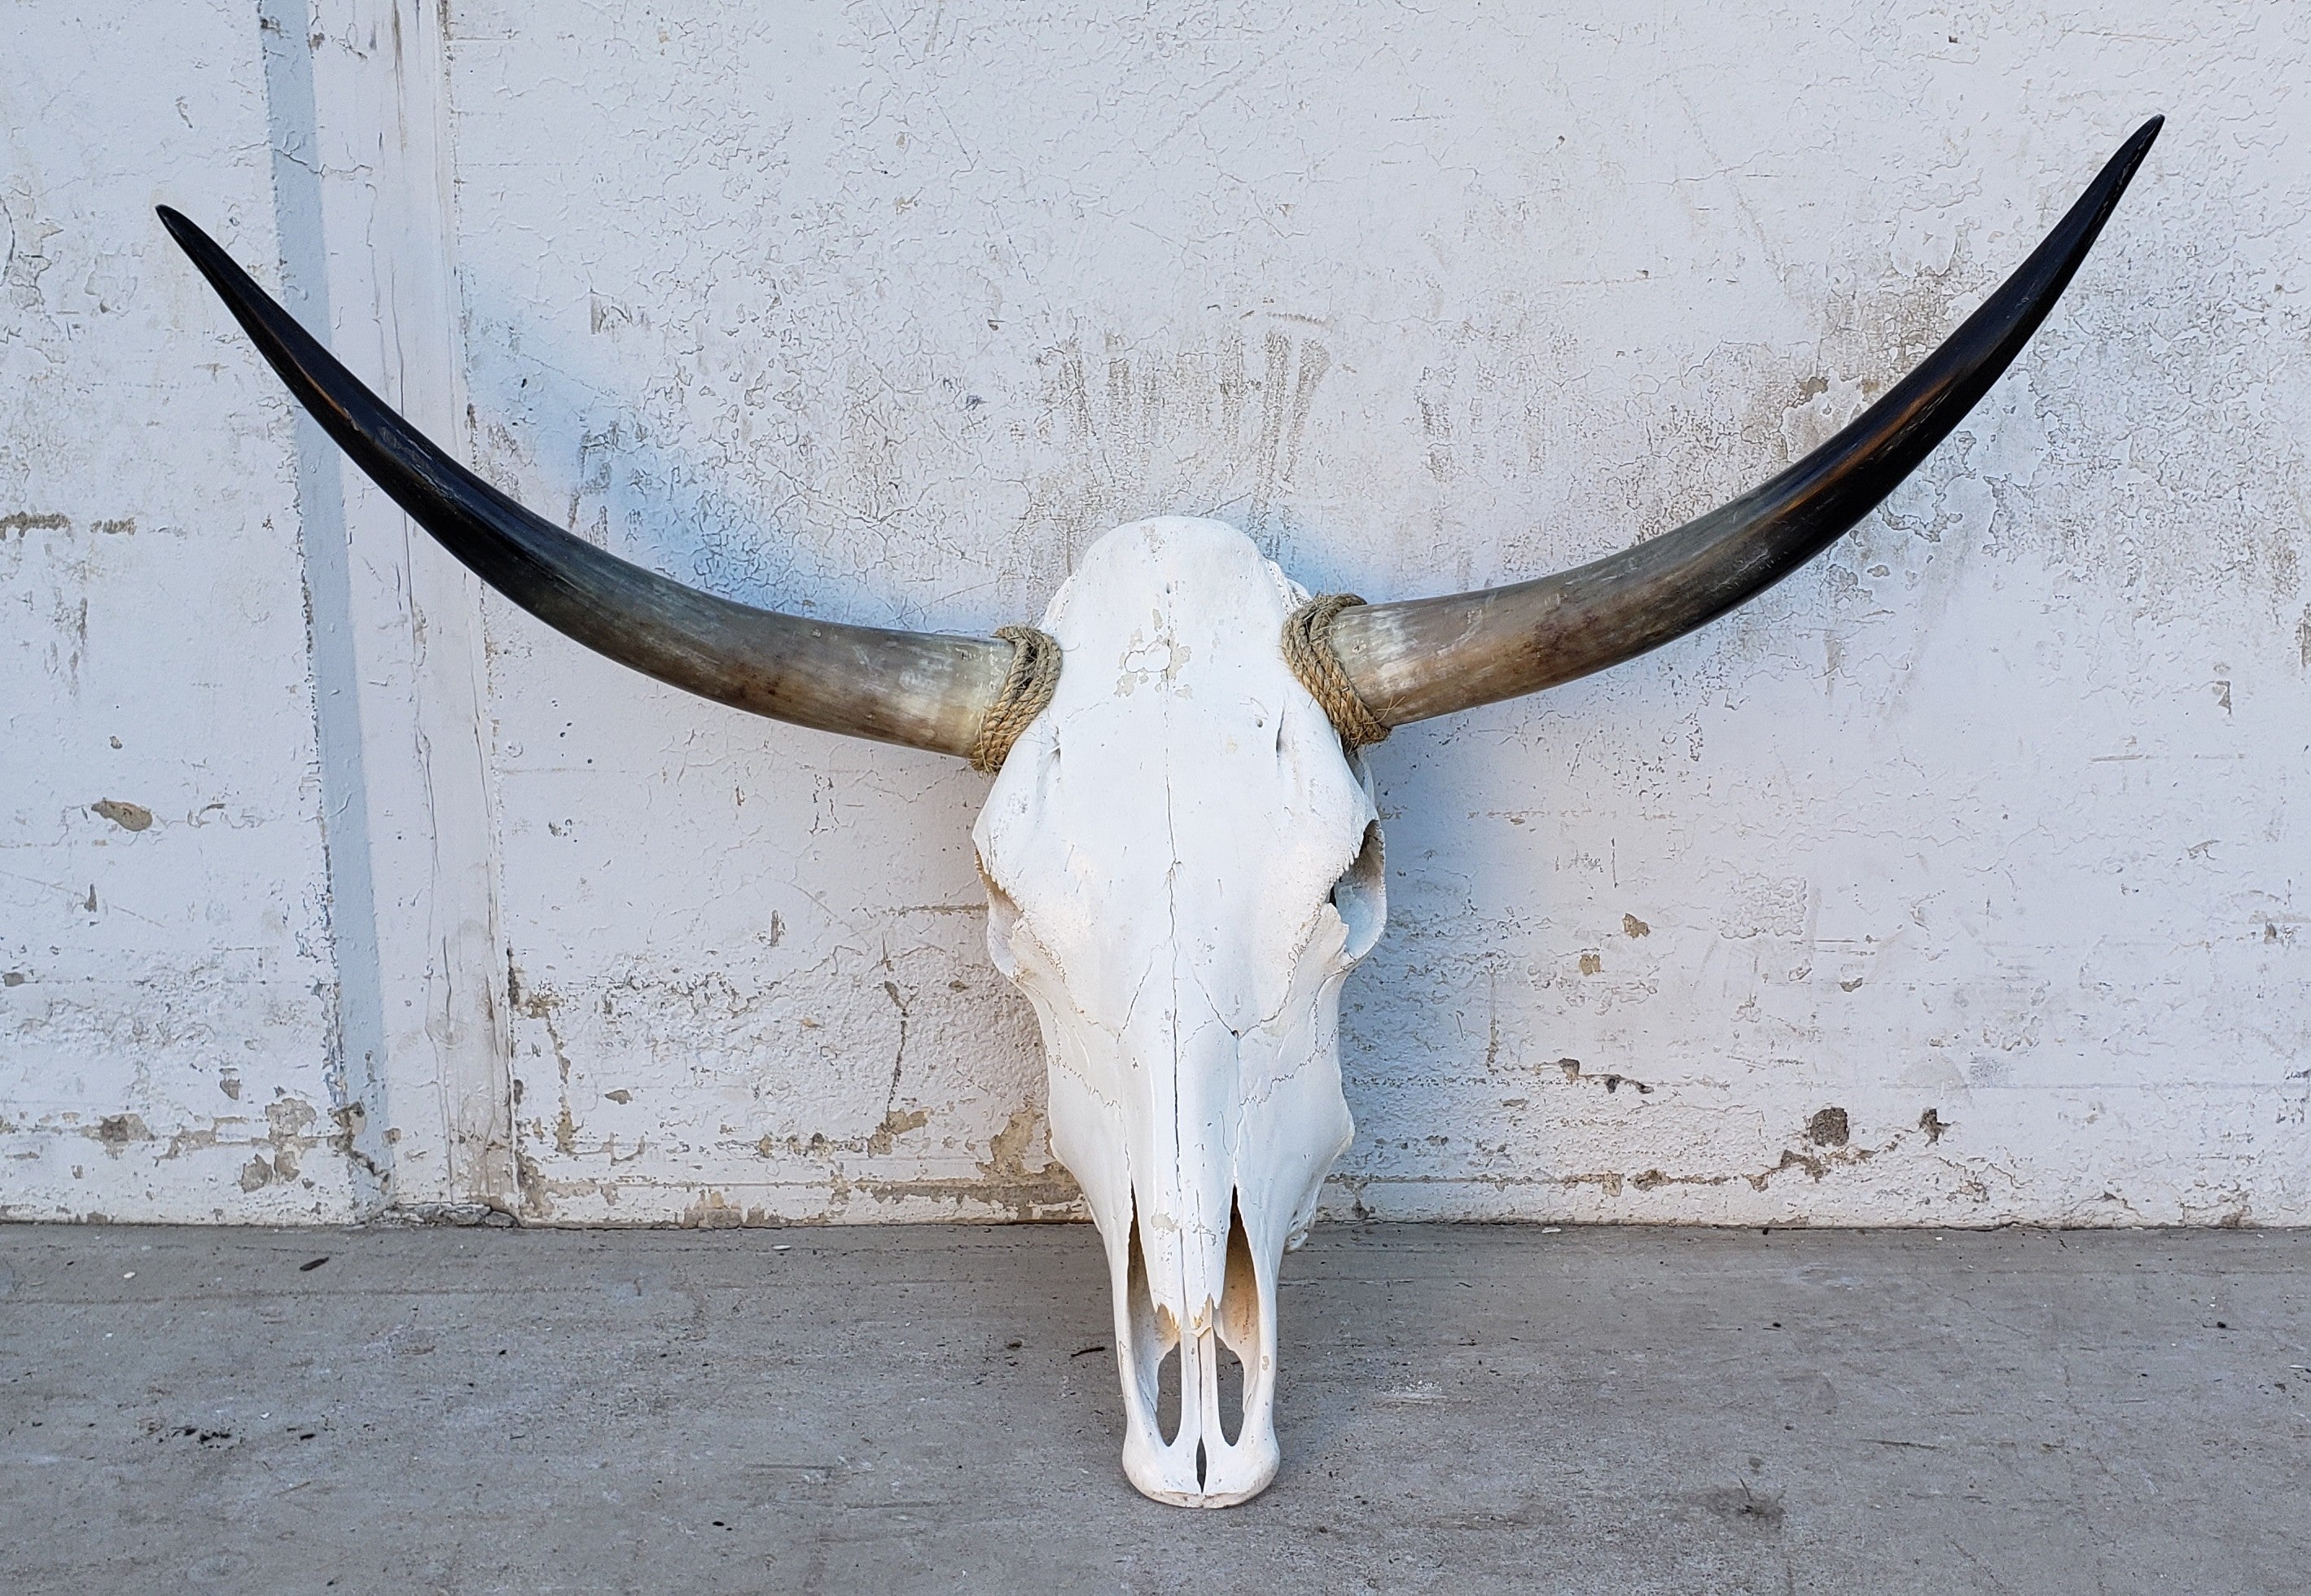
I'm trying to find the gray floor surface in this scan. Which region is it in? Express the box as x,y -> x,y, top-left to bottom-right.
1,1221 -> 2305,1594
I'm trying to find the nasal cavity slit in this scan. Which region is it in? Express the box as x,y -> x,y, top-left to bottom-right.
1216,1193 -> 1259,1445
1156,1340 -> 1183,1446
1215,1340 -> 1246,1447
1195,1440 -> 1208,1489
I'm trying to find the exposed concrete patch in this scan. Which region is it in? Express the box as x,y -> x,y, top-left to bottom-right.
859,1106 -> 1085,1221
92,1113 -> 147,1155
1555,1058 -> 1652,1096
86,799 -> 152,832
1806,1107 -> 1852,1148
865,1106 -> 929,1156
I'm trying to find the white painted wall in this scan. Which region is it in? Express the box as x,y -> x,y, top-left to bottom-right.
1,7 -> 361,1219
5,2 -> 2306,1226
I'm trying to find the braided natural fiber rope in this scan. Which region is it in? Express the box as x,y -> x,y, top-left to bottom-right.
1283,594 -> 1390,751
970,625 -> 1063,773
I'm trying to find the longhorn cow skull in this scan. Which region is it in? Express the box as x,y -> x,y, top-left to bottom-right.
161,119 -> 2158,1506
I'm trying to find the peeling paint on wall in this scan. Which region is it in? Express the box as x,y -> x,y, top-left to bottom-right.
1,6 -> 359,1222
447,1 -> 2309,1230
6,2 -> 2309,1226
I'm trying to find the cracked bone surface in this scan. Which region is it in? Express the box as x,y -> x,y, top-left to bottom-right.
975,520 -> 1386,1506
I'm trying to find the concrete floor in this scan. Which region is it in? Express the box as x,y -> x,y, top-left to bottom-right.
1,1224 -> 2305,1594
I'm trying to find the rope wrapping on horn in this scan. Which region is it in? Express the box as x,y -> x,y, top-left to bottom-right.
1283,594 -> 1391,751
971,625 -> 1063,773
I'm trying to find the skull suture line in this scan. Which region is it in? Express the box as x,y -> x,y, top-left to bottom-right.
161,121 -> 2158,1506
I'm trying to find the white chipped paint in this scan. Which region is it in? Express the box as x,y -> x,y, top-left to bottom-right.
5,4 -> 2310,1233
0,7 -> 357,1220
976,520 -> 1384,1503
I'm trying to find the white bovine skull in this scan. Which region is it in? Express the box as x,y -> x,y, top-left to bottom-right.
974,519 -> 1386,1506
163,122 -> 2151,1510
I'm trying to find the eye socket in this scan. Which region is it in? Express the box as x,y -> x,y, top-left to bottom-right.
976,854 -> 1025,973
1330,819 -> 1387,962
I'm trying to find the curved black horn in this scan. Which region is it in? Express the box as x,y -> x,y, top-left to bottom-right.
1330,117 -> 2161,726
158,208 -> 1014,758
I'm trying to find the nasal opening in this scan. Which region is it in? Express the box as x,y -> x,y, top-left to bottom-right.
1128,1204 -> 1186,1446
1216,1196 -> 1257,1445
1157,1339 -> 1183,1445
1115,1187 -> 1285,1507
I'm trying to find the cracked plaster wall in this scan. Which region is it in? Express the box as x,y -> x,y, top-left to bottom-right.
1,7 -> 362,1221
5,2 -> 2308,1226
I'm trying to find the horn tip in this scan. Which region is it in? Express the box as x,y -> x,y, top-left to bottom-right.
2091,116 -> 2163,209
155,205 -> 204,252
